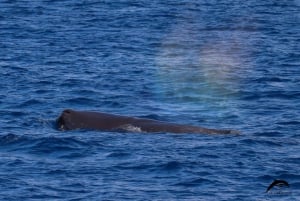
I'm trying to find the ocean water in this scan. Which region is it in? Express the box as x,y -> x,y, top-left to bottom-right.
0,0 -> 300,200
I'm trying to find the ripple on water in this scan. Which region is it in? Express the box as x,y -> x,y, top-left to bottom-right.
0,133 -> 27,146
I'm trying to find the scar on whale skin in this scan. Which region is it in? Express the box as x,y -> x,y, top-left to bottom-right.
56,109 -> 240,135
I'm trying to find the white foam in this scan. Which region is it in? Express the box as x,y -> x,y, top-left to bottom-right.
119,124 -> 143,133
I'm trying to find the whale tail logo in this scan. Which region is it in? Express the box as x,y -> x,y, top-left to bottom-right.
266,179 -> 289,193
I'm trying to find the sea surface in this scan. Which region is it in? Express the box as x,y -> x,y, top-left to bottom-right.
1,0 -> 300,200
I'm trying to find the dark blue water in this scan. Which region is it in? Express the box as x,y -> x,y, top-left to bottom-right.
1,0 -> 300,200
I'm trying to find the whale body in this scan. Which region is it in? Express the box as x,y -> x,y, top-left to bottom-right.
56,109 -> 239,135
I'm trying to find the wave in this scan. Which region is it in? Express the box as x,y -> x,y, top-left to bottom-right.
0,133 -> 93,159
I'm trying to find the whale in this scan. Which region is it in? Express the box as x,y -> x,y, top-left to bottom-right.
56,109 -> 239,135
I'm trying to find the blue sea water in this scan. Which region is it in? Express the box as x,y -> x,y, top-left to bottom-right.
0,0 -> 300,200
